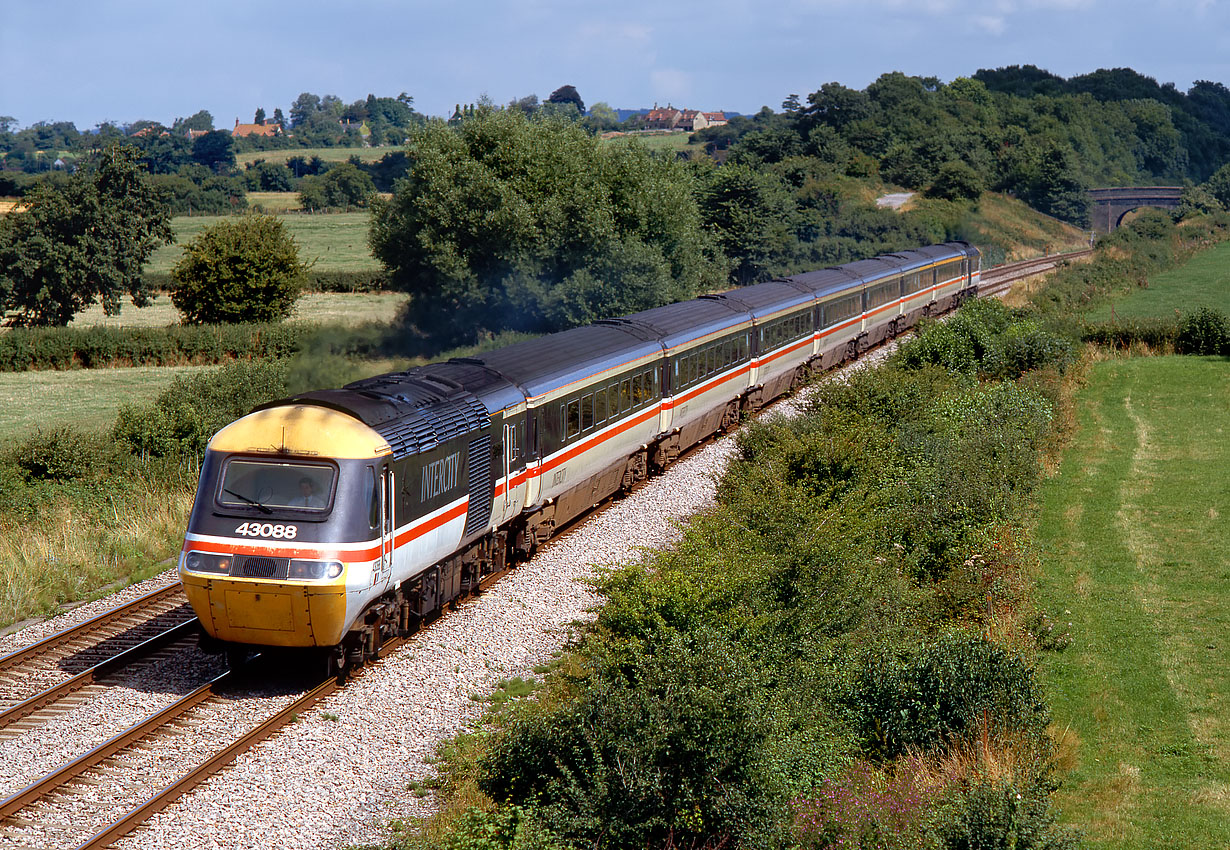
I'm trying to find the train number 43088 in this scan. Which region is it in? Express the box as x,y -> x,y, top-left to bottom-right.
234,522 -> 298,539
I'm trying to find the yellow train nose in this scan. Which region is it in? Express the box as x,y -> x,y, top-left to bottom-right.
181,573 -> 349,647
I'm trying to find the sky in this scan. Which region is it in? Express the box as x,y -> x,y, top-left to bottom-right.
2,0 -> 1228,130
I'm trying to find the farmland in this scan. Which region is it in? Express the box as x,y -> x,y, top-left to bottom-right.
1086,238 -> 1230,320
146,210 -> 380,275
69,290 -> 408,328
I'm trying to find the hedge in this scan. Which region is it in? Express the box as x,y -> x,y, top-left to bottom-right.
0,323 -> 311,371
145,268 -> 389,294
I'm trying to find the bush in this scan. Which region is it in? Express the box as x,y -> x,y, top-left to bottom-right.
112,359 -> 290,459
6,426 -> 113,483
478,632 -> 784,850
1080,318 -> 1178,350
941,778 -> 1080,850
171,213 -> 309,324
1176,306 -> 1230,355
849,633 -> 1049,760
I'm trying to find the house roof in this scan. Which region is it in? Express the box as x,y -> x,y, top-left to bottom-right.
232,120 -> 282,137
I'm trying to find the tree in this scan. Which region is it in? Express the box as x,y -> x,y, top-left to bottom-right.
191,130 -> 235,172
297,161 -> 376,210
172,110 -> 214,133
695,162 -> 796,285
289,92 -> 322,127
926,160 -> 984,201
171,213 -> 308,324
254,107 -> 266,125
547,85 -> 585,115
273,108 -> 286,128
0,145 -> 173,326
369,109 -> 724,344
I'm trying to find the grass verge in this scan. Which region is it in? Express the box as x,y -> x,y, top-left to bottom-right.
1035,354 -> 1230,848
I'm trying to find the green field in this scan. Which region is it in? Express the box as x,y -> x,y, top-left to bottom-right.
69,290 -> 408,328
236,145 -> 398,169
1087,239 -> 1230,321
0,365 -> 219,441
146,210 -> 380,274
1035,355 -> 1229,848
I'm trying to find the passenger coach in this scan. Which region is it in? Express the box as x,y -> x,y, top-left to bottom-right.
178,241 -> 980,669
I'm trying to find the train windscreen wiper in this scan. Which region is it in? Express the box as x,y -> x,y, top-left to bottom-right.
223,488 -> 273,514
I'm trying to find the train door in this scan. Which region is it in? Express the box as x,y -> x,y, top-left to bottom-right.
376,463 -> 395,591
501,416 -> 527,520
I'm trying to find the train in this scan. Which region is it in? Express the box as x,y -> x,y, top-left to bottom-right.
178,241 -> 981,672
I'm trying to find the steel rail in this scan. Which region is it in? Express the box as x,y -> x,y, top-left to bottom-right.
0,618 -> 199,733
0,583 -> 188,676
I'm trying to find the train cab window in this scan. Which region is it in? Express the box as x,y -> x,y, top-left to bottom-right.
565,400 -> 581,440
218,459 -> 335,512
368,467 -> 379,529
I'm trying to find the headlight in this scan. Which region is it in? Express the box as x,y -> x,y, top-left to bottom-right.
183,551 -> 233,574
288,560 -> 344,580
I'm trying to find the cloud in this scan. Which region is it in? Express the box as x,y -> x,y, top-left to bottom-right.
973,14 -> 1008,33
650,68 -> 693,103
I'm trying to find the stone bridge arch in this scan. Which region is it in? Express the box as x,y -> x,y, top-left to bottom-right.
1089,187 -> 1183,232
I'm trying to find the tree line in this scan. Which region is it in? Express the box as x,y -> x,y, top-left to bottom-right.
7,67 -> 1230,338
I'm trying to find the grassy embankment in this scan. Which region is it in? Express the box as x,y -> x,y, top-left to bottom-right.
1035,355 -> 1228,848
1084,238 -> 1230,321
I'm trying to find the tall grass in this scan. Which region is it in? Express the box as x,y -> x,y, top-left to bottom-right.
0,475 -> 194,628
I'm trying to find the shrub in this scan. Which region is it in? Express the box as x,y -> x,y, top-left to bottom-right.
0,323 -> 308,371
849,632 -> 1049,761
1080,318 -> 1178,351
1176,306 -> 1230,355
171,213 -> 309,324
940,778 -> 1080,850
793,765 -> 935,850
6,426 -> 113,483
113,359 -> 290,459
478,632 -> 784,850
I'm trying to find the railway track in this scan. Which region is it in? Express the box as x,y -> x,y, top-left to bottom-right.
980,248 -> 1092,296
0,583 -> 195,716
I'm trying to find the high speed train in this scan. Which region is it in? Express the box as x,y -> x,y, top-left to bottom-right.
178,242 -> 980,671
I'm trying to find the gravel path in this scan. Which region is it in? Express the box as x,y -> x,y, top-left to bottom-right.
2,345 -> 897,850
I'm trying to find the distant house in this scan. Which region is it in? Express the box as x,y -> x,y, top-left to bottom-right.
232,119 -> 283,138
642,105 -> 729,132
643,105 -> 683,130
185,128 -> 212,141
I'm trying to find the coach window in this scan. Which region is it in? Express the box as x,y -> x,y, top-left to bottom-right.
630,374 -> 643,406
581,394 -> 595,432
565,400 -> 581,440
595,389 -> 607,425
619,379 -> 631,411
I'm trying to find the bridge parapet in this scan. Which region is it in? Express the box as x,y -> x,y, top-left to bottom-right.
1089,186 -> 1183,232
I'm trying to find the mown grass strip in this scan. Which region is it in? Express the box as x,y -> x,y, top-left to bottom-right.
1036,355 -> 1230,848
